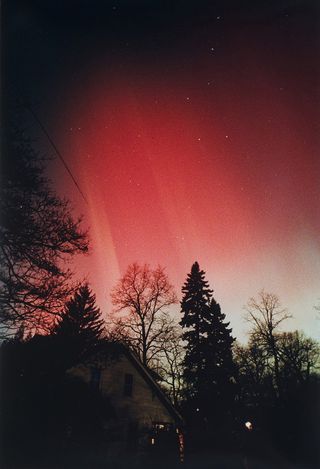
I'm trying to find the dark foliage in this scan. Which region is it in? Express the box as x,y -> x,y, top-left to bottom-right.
0,332 -> 115,469
51,283 -> 105,369
234,331 -> 320,467
180,262 -> 213,398
0,284 -> 111,468
180,262 -> 237,451
0,114 -> 88,337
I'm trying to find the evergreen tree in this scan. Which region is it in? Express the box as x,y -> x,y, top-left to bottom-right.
180,262 -> 236,422
52,284 -> 105,368
180,261 -> 213,400
204,298 -> 236,409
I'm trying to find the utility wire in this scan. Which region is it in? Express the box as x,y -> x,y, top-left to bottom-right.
22,98 -> 88,205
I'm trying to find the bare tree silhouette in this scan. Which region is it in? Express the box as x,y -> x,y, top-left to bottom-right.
110,263 -> 177,366
0,118 -> 88,336
244,290 -> 291,396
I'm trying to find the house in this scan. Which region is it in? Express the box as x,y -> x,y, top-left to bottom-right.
68,342 -> 184,464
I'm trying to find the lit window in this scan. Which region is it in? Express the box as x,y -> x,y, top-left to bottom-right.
152,422 -> 172,432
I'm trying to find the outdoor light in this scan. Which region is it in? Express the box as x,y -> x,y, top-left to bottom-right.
245,421 -> 253,431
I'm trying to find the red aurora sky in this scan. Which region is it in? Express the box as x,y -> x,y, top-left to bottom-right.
11,2 -> 319,341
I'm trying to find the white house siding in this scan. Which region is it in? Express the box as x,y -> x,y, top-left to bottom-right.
69,354 -> 175,428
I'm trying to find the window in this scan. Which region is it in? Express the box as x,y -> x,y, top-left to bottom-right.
90,367 -> 101,390
152,422 -> 173,432
123,373 -> 133,397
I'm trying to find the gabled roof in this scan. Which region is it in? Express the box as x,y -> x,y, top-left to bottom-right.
123,345 -> 184,426
88,341 -> 184,427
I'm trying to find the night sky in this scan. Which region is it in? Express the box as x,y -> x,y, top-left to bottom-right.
4,0 -> 320,341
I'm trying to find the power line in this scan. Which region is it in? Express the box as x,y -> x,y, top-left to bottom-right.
22,99 -> 88,205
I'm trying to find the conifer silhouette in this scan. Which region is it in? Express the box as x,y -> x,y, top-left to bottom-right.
53,284 -> 105,367
180,262 -> 236,422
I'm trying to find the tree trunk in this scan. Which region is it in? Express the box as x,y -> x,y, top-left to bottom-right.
141,322 -> 147,366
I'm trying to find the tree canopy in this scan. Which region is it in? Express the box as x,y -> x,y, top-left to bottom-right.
244,289 -> 291,395
0,117 -> 88,336
180,262 -> 236,418
51,283 -> 105,368
110,262 -> 177,366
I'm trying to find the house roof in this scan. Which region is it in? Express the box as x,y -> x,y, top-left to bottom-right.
90,341 -> 184,427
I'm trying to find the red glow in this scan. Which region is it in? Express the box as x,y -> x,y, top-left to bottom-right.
52,55 -> 320,340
